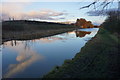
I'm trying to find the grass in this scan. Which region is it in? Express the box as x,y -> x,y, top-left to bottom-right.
43,28 -> 120,78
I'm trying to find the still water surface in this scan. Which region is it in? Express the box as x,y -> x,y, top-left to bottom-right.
2,28 -> 99,78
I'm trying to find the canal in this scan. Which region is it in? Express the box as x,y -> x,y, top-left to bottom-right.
2,28 -> 99,78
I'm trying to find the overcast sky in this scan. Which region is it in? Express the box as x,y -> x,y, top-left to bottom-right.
1,0 -> 118,25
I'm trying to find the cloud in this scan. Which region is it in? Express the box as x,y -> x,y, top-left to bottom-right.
1,3 -> 67,21
59,17 -> 66,19
20,9 -> 67,20
2,0 -> 34,2
87,8 -> 119,16
87,10 -> 105,16
1,2 -> 29,20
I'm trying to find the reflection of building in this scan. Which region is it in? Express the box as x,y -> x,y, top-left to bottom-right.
75,31 -> 91,37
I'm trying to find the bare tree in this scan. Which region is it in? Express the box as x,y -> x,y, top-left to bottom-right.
80,0 -> 120,11
80,0 -> 120,17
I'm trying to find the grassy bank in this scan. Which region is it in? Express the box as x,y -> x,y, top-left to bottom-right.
43,28 -> 120,78
2,20 -> 76,42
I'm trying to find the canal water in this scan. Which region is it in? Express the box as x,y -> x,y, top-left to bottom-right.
2,28 -> 99,78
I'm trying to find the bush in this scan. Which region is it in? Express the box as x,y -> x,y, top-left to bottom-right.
101,11 -> 120,33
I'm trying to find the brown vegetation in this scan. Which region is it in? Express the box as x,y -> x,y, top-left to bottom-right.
75,18 -> 94,28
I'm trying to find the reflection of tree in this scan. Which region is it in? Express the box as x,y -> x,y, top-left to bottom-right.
25,41 -> 31,50
7,40 -> 31,51
11,40 -> 13,46
15,40 -> 16,46
80,0 -> 119,16
75,31 -> 91,38
10,40 -> 17,46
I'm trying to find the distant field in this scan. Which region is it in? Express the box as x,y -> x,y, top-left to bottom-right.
2,20 -> 75,31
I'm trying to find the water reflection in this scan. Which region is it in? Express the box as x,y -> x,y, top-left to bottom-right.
2,28 -> 99,78
4,53 -> 41,78
38,37 -> 66,43
75,31 -> 91,38
3,41 -> 43,78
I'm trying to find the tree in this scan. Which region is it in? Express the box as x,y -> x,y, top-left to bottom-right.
80,0 -> 120,33
80,0 -> 120,11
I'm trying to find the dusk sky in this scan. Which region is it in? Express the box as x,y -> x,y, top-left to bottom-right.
1,0 -> 118,25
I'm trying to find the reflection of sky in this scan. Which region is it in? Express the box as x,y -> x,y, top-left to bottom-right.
33,32 -> 77,43
2,41 -> 43,78
4,52 -> 41,78
2,28 -> 99,78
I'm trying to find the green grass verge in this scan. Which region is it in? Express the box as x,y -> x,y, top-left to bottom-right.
43,28 -> 120,78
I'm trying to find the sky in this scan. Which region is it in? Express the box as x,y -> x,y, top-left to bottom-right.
1,0 -> 118,25
1,0 -> 119,2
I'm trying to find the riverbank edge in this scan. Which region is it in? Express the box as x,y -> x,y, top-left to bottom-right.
2,28 -> 76,43
43,28 -> 120,78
